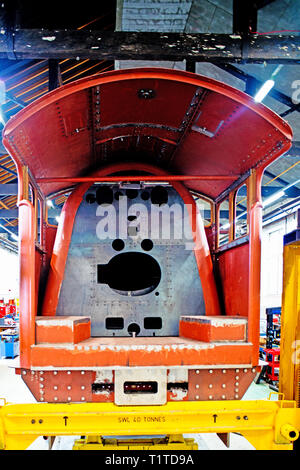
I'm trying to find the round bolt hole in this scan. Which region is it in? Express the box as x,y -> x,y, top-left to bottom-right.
155,292 -> 159,296
141,239 -> 153,251
112,239 -> 125,251
128,323 -> 140,337
290,431 -> 297,439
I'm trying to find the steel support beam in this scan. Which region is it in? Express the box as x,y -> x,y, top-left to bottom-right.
0,30 -> 298,63
0,399 -> 299,450
233,0 -> 258,35
48,59 -> 62,91
0,164 -> 17,176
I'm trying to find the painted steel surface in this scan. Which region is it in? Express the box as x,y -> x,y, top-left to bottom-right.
0,399 -> 299,450
56,185 -> 204,336
0,69 -> 293,400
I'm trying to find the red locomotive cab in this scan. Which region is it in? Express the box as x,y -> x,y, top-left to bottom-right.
3,68 -> 292,405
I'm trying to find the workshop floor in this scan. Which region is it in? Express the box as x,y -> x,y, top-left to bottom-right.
0,357 -> 272,450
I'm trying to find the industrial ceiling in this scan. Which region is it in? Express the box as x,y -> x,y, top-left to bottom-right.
0,0 -> 299,252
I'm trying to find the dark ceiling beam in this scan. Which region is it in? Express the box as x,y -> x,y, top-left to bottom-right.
0,164 -> 17,176
6,91 -> 26,108
232,1 -> 276,35
233,0 -> 258,35
240,184 -> 300,198
262,170 -> 300,200
0,30 -> 297,63
280,103 -> 300,118
256,0 -> 276,8
186,60 -> 196,73
48,58 -> 62,91
264,169 -> 289,187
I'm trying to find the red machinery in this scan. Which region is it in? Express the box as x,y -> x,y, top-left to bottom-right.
2,68 -> 292,405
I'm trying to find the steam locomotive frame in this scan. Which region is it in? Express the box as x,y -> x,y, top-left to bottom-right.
2,67 -> 292,405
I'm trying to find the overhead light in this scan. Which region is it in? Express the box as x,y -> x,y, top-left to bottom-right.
254,79 -> 275,103
254,65 -> 283,103
0,107 -> 6,126
46,199 -> 54,208
262,190 -> 285,208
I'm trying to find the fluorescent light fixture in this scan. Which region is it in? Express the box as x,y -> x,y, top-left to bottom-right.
262,189 -> 285,208
254,79 -> 275,103
46,199 -> 54,208
0,107 -> 6,126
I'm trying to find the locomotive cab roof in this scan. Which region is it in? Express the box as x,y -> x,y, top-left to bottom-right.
2,67 -> 292,200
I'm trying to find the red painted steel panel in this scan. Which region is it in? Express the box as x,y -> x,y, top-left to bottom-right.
217,242 -> 250,318
2,68 -> 292,200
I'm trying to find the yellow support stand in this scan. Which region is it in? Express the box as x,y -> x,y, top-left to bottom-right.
73,434 -> 197,450
0,398 -> 299,450
279,237 -> 300,404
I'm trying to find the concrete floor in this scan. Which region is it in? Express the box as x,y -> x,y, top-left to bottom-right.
0,357 -> 272,450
